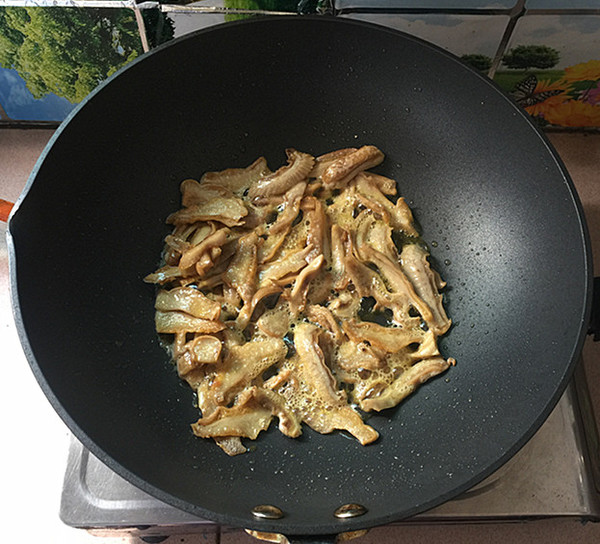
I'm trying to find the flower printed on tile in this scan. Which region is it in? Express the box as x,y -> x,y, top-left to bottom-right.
509,60 -> 600,128
517,76 -> 570,117
579,82 -> 600,106
563,60 -> 600,83
543,99 -> 600,128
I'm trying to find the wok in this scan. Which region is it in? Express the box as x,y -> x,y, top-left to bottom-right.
7,15 -> 592,542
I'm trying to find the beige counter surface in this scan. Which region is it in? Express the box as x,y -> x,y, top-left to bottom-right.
1,129 -> 599,544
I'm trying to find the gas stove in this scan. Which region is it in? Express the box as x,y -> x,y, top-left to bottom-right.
59,361 -> 600,541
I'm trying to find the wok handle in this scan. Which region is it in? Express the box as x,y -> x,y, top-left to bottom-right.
288,536 -> 337,544
247,530 -> 365,544
0,199 -> 14,222
589,277 -> 600,341
287,531 -> 369,543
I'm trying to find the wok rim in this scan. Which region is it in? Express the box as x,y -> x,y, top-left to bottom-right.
7,15 -> 594,536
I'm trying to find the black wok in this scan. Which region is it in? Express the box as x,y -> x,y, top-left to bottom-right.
7,15 -> 592,541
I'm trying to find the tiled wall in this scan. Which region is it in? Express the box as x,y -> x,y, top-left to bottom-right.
0,0 -> 598,128
504,13 -> 600,127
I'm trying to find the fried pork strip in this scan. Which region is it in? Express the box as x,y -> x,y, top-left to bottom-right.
146,145 -> 454,455
289,324 -> 379,445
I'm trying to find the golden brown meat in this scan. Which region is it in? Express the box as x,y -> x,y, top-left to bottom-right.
147,145 -> 454,455
248,149 -> 314,199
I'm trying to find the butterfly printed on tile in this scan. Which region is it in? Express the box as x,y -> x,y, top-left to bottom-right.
511,74 -> 562,107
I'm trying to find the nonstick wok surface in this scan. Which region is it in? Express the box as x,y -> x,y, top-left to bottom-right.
8,16 -> 592,537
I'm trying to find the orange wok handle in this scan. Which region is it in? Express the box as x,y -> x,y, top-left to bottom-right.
0,199 -> 14,222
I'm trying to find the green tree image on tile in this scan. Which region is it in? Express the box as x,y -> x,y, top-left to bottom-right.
0,7 -> 174,104
460,53 -> 493,72
502,44 -> 560,71
223,0 -> 323,20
